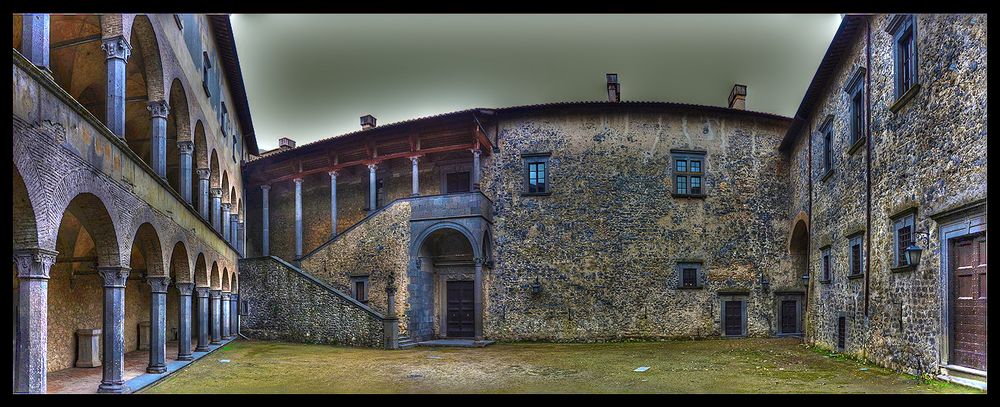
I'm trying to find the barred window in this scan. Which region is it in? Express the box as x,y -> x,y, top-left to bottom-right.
893,212 -> 916,268
672,151 -> 706,197
677,262 -> 703,289
848,234 -> 864,276
820,246 -> 832,283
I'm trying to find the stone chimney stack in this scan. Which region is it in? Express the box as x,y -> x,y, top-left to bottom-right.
728,84 -> 747,110
278,137 -> 296,149
361,114 -> 377,130
606,73 -> 620,103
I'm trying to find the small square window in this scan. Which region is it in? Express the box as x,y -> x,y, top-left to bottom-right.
522,153 -> 551,195
672,151 -> 706,197
676,160 -> 687,172
676,262 -> 703,289
690,160 -> 701,173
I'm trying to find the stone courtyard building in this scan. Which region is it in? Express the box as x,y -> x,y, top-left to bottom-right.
12,13 -> 987,393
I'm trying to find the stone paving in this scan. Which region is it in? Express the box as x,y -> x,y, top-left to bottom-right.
47,340 -> 203,394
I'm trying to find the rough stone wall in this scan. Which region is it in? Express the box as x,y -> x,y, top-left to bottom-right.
791,14 -> 987,374
481,107 -> 793,341
239,257 -> 386,347
298,201 -> 413,334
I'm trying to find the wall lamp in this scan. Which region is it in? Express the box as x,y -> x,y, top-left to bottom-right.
904,231 -> 933,267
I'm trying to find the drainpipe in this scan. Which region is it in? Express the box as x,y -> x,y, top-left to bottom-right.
805,115 -> 814,341
864,15 -> 873,317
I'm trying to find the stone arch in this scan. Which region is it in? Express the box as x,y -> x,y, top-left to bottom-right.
13,162 -> 40,250
789,211 -> 810,255
166,78 -> 192,194
210,149 -> 220,189
54,192 -> 122,268
222,268 -> 230,292
48,14 -> 106,121
210,261 -> 220,290
194,253 -> 208,287
221,171 -> 230,204
232,273 -> 238,292
411,222 -> 482,260
128,222 -> 166,278
169,241 -> 192,284
128,15 -> 165,101
409,222 -> 480,340
194,121 -> 209,169
123,15 -> 166,171
230,188 -> 238,213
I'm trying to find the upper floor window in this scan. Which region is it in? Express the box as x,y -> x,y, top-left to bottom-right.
672,150 -> 706,197
522,153 -> 550,195
820,246 -> 832,283
221,102 -> 229,138
848,234 -> 864,277
888,15 -> 918,102
676,262 -> 704,289
892,211 -> 916,268
202,51 -> 212,97
844,67 -> 867,150
820,118 -> 834,178
232,134 -> 238,163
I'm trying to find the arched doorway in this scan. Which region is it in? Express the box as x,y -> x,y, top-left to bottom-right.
779,217 -> 810,337
411,225 -> 479,341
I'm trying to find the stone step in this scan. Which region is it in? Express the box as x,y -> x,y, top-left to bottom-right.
939,364 -> 987,390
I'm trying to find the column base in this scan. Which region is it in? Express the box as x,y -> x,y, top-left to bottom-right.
177,354 -> 193,361
97,382 -> 130,394
195,345 -> 210,352
146,364 -> 167,374
210,340 -> 221,345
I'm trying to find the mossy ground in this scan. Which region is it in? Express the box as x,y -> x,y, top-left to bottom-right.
141,338 -> 979,394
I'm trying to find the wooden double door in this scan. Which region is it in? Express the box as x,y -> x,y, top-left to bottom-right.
446,280 -> 475,338
951,233 -> 987,371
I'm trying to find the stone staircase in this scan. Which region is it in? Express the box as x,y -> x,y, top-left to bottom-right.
937,364 -> 987,391
397,334 -> 416,349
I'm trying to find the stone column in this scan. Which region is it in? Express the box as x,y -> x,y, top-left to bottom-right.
238,221 -> 246,257
211,188 -> 222,233
194,287 -> 210,352
474,257 -> 483,341
148,100 -> 169,179
410,156 -> 420,196
210,289 -> 221,344
175,283 -> 194,361
261,184 -> 270,256
178,141 -> 194,203
367,163 -> 378,212
13,248 -> 56,394
294,178 -> 303,259
20,14 -> 49,71
471,148 -> 482,191
222,292 -> 232,339
230,294 -> 239,338
328,171 -> 338,238
97,266 -> 130,394
221,202 -> 231,242
197,169 -> 211,220
146,276 -> 169,374
101,36 -> 130,138
230,214 -> 238,248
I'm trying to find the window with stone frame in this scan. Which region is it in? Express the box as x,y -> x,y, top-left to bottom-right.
892,211 -> 916,268
522,153 -> 551,195
676,262 -> 704,289
351,276 -> 369,304
672,150 -> 706,197
820,246 -> 832,283
844,67 -> 867,150
221,102 -> 229,138
202,51 -> 212,97
888,14 -> 918,102
820,119 -> 834,177
848,233 -> 864,277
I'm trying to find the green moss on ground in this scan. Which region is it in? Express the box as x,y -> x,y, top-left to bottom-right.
141,338 -> 979,394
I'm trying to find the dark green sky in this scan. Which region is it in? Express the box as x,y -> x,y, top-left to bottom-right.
231,14 -> 842,151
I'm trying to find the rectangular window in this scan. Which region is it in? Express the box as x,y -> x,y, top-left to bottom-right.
351,277 -> 369,304
676,262 -> 703,289
672,151 -> 706,197
522,153 -> 551,195
202,51 -> 212,97
823,127 -> 833,174
844,67 -> 867,149
893,212 -> 916,268
221,103 -> 228,138
446,171 -> 471,193
837,316 -> 847,351
889,15 -> 918,101
820,246 -> 832,283
848,234 -> 864,277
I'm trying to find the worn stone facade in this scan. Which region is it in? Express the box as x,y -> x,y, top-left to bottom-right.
239,257 -> 387,347
784,14 -> 987,375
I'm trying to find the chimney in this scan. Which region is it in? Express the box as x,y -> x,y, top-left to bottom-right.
606,73 -> 620,103
728,84 -> 747,110
278,137 -> 296,149
360,114 -> 377,130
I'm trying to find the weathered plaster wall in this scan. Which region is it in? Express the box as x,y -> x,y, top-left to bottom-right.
481,107 -> 793,341
239,257 -> 386,347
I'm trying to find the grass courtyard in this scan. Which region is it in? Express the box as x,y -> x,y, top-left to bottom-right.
141,337 -> 978,394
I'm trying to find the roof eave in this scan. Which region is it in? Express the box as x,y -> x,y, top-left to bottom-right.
208,14 -> 259,155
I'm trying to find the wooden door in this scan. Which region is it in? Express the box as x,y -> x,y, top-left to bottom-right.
724,301 -> 743,336
446,280 -> 475,338
952,234 -> 987,371
780,300 -> 798,334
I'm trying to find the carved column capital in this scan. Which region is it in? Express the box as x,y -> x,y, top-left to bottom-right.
221,202 -> 232,211
147,100 -> 169,119
194,286 -> 211,298
197,168 -> 211,180
12,248 -> 58,280
147,276 -> 171,293
101,35 -> 131,62
410,156 -> 420,165
211,188 -> 223,198
471,148 -> 482,157
176,282 -> 195,296
474,257 -> 484,267
261,184 -> 271,191
328,170 -> 339,179
367,163 -> 378,172
209,289 -> 221,298
96,266 -> 131,288
221,292 -> 231,300
177,140 -> 194,154
293,178 -> 303,185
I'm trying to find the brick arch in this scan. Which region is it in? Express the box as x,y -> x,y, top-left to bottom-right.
48,14 -> 106,122
231,273 -> 238,292
194,253 -> 209,287
129,222 -> 166,278
45,168 -> 125,264
210,261 -> 221,290
169,241 -> 193,284
166,77 -> 192,196
194,121 -> 208,169
221,171 -> 230,203
100,13 -> 136,41
55,192 -> 123,268
210,149 -> 220,189
788,211 -> 810,255
128,15 -> 165,102
222,268 -> 230,292
13,162 -> 40,250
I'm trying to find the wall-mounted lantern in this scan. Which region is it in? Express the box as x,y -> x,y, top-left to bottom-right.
905,231 -> 932,267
